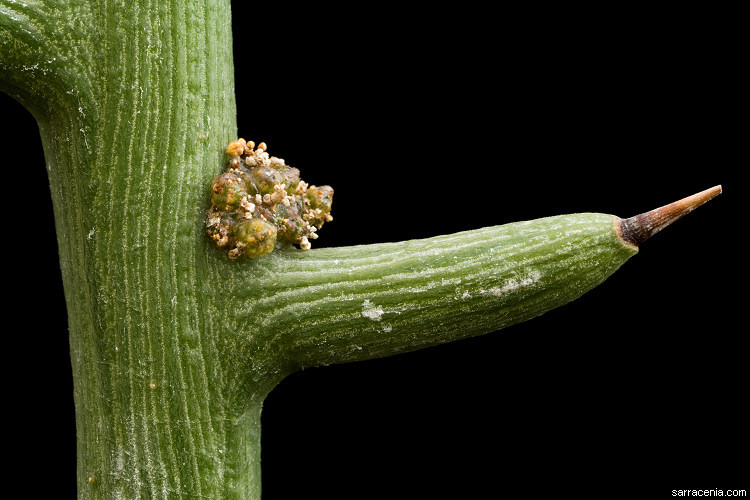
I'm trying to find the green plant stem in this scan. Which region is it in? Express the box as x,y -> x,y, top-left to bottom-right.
0,1 -> 719,499
3,0 -> 248,497
218,214 -> 636,373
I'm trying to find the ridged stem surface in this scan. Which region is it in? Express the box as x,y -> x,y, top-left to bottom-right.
2,1 -> 644,498
218,214 -> 637,372
2,0 -> 250,497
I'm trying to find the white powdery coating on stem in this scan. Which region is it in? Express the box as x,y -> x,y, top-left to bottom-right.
361,299 -> 385,321
484,270 -> 541,297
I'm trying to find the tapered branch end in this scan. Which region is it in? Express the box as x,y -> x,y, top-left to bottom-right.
616,185 -> 722,247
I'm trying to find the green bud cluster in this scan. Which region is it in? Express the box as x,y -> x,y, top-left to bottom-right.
207,139 -> 334,259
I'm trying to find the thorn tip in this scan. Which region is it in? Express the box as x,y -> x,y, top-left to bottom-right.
617,185 -> 722,247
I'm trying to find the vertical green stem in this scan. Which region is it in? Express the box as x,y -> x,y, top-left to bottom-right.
2,0 -> 270,497
2,0 -> 725,497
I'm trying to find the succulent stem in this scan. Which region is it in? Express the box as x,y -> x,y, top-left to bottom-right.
617,185 -> 723,247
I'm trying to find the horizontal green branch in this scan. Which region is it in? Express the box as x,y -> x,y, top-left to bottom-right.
211,213 -> 637,385
1,0 -> 97,116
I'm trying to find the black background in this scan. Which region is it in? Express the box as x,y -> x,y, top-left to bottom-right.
1,5 -> 745,499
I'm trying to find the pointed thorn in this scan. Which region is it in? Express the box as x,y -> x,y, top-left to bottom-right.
616,185 -> 722,247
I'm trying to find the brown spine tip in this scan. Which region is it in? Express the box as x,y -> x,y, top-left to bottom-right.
617,185 -> 722,247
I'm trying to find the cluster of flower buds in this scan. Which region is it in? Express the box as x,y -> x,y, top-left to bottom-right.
207,139 -> 333,259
